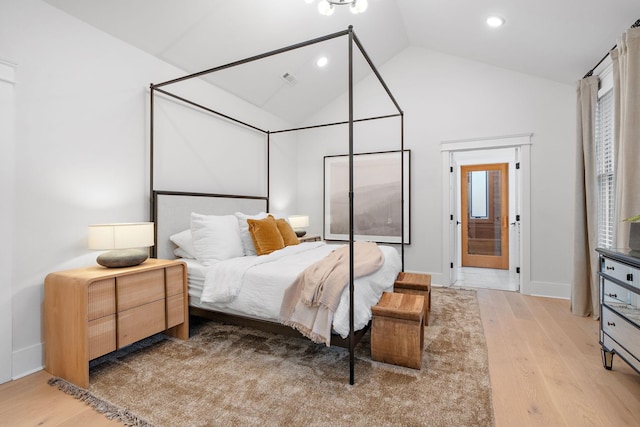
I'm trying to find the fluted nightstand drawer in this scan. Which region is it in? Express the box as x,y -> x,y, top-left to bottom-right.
166,265 -> 185,296
116,269 -> 165,311
118,299 -> 166,348
167,293 -> 185,328
88,279 -> 115,320
88,314 -> 116,359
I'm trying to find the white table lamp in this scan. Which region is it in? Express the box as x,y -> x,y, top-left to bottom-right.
88,222 -> 154,268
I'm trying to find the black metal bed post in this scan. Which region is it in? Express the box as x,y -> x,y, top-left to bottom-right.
401,113 -> 405,271
267,132 -> 271,212
348,26 -> 356,386
149,84 -> 157,257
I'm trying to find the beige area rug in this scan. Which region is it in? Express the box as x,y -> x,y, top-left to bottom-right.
50,287 -> 494,427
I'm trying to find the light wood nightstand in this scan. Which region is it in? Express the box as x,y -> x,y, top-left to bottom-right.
298,235 -> 321,243
44,258 -> 188,387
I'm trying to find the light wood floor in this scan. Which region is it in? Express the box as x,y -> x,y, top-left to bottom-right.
1,289 -> 639,426
477,289 -> 640,426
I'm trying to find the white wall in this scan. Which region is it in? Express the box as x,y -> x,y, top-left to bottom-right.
298,46 -> 575,297
0,0 -> 297,379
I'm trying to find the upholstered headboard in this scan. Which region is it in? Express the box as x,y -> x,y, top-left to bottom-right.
154,192 -> 268,260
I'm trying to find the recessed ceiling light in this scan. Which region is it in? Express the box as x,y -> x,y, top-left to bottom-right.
316,56 -> 328,68
486,16 -> 505,28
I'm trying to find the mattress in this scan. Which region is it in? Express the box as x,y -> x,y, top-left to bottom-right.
185,241 -> 402,338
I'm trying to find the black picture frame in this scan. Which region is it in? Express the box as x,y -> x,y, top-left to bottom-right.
323,150 -> 410,244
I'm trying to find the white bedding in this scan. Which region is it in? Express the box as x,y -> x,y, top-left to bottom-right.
186,241 -> 402,339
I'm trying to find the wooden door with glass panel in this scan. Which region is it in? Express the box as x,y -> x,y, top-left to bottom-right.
461,163 -> 509,269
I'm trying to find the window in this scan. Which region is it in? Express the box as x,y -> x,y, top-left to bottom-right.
469,170 -> 488,218
595,89 -> 615,248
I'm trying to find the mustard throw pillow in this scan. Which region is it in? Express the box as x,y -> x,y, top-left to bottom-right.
276,218 -> 300,247
247,215 -> 285,255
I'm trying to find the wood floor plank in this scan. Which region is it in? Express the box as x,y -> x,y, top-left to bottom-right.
478,289 -> 640,427
532,294 -> 640,425
512,295 -> 608,426
0,371 -> 121,427
477,290 -> 565,427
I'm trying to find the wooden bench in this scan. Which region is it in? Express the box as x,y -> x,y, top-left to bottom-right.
394,272 -> 431,326
371,292 -> 425,369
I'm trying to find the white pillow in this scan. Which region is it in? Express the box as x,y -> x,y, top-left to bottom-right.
169,229 -> 196,259
191,213 -> 244,265
234,211 -> 268,256
173,247 -> 194,259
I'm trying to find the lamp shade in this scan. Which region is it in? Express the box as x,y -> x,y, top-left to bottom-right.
288,215 -> 309,229
88,222 -> 154,250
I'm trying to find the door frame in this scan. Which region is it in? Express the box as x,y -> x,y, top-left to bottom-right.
0,57 -> 16,383
461,163 -> 509,269
441,134 -> 532,295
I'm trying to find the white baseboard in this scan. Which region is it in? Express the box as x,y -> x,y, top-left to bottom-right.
401,270 -> 444,287
405,269 -> 570,299
12,342 -> 44,380
529,280 -> 571,299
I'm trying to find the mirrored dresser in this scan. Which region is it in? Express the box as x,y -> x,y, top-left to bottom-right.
596,248 -> 640,374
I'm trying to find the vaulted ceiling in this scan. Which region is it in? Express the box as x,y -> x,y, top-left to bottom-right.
44,0 -> 640,124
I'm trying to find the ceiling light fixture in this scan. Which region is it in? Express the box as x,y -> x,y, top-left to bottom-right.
486,15 -> 505,28
316,56 -> 329,67
309,0 -> 369,16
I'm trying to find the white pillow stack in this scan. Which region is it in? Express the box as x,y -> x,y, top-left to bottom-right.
169,211 -> 281,262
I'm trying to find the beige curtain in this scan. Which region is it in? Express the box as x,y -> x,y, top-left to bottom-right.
572,76 -> 599,317
612,27 -> 640,247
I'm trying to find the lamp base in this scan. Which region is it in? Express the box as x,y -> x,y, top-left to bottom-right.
97,249 -> 149,268
295,230 -> 307,237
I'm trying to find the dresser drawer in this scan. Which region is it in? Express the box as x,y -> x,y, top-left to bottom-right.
166,293 -> 185,328
601,257 -> 637,287
602,279 -> 640,329
116,269 -> 165,311
117,299 -> 166,348
602,334 -> 640,373
602,306 -> 640,358
602,279 -> 635,304
88,279 -> 115,320
88,314 -> 116,360
166,265 -> 184,296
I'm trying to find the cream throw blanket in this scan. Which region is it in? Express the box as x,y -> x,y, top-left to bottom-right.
279,241 -> 384,346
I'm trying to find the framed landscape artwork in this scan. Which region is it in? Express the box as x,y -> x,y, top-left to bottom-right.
323,150 -> 410,244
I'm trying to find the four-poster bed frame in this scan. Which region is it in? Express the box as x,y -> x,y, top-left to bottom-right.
149,26 -> 404,385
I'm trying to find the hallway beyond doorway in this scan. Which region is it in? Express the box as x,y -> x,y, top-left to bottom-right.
453,267 -> 518,291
